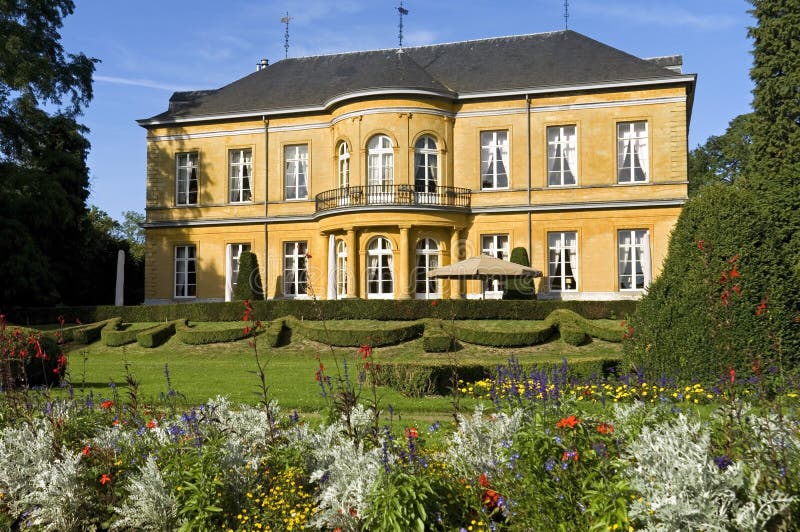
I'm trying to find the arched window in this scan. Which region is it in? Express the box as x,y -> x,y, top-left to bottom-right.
367,237 -> 393,299
367,135 -> 394,189
338,142 -> 350,189
336,239 -> 347,298
414,135 -> 438,194
415,238 -> 440,299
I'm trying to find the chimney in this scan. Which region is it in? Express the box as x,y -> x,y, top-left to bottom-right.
256,58 -> 269,72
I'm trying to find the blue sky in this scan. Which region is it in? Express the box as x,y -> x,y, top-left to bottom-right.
59,0 -> 755,221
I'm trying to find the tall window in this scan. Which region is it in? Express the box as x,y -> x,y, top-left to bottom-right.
367,237 -> 393,299
225,243 -> 250,301
547,126 -> 577,186
367,135 -> 394,188
336,240 -> 348,298
618,229 -> 651,290
174,245 -> 196,298
283,241 -> 308,296
480,130 -> 509,189
285,144 -> 308,200
548,232 -> 578,291
481,234 -> 509,294
176,152 -> 198,205
414,135 -> 438,193
229,148 -> 253,202
617,121 -> 648,183
415,238 -> 440,299
338,142 -> 350,189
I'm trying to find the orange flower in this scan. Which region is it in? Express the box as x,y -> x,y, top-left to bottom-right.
358,344 -> 373,359
146,419 -> 158,429
597,423 -> 614,435
555,415 -> 580,429
81,445 -> 91,456
99,474 -> 111,485
479,473 -> 489,488
100,400 -> 113,409
405,427 -> 419,439
756,298 -> 768,316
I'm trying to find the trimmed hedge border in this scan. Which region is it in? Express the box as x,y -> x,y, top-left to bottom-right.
137,319 -> 185,348
422,320 -> 454,352
454,321 -> 554,347
374,358 -> 621,397
288,318 -> 424,347
102,322 -> 160,347
262,319 -> 286,348
177,323 -> 249,345
9,299 -> 637,325
73,318 -> 120,344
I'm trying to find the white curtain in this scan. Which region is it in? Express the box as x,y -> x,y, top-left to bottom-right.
635,127 -> 648,179
619,231 -> 632,284
641,230 -> 652,289
327,234 -> 337,300
565,129 -> 578,183
225,244 -> 233,302
567,233 -> 578,289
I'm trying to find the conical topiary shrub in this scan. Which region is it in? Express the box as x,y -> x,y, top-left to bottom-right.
233,251 -> 263,301
504,247 -> 535,300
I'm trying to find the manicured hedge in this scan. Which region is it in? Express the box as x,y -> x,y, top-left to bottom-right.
102,322 -> 160,347
9,299 -> 637,325
288,318 -> 424,347
422,320 -> 454,352
545,309 -> 625,343
73,318 -> 120,344
136,319 -> 185,348
454,321 -> 555,347
262,319 -> 286,348
177,323 -> 249,345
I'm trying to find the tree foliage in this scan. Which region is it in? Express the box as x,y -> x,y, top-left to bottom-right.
0,1 -> 102,306
627,0 -> 800,382
688,113 -> 754,196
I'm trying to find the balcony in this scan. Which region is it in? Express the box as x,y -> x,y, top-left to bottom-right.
315,185 -> 471,213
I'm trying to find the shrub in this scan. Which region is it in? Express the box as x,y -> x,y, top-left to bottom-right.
136,320 -> 184,348
422,320 -> 454,352
261,319 -> 285,348
504,247 -> 535,300
453,320 -> 554,347
288,319 -> 424,347
176,323 -> 248,345
73,318 -> 120,344
625,185 -> 799,383
102,322 -> 160,347
232,252 -> 263,301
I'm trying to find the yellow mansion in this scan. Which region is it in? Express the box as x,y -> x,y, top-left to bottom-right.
138,30 -> 695,304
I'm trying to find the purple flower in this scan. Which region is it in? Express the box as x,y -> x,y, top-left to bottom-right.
714,455 -> 733,471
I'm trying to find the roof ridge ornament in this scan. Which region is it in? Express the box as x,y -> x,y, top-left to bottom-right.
398,1 -> 409,49
281,12 -> 292,59
564,0 -> 569,30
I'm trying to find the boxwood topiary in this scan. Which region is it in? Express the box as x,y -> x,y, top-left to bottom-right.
287,318 -> 424,347
422,320 -> 454,352
233,252 -> 263,301
137,319 -> 184,348
74,318 -> 120,344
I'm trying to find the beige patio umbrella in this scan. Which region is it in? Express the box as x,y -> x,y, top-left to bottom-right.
427,255 -> 542,279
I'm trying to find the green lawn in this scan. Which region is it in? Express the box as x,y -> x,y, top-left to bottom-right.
56,321 -> 622,420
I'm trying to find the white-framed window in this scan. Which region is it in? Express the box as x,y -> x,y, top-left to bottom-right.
283,241 -> 308,297
338,142 -> 350,189
547,126 -> 577,186
367,236 -> 393,299
336,240 -> 347,298
414,135 -> 438,193
415,238 -> 440,299
174,245 -> 196,298
176,152 -> 198,205
481,234 -> 510,294
618,229 -> 651,290
548,232 -> 578,292
367,135 -> 394,188
225,243 -> 250,302
284,144 -> 308,200
617,121 -> 648,183
229,148 -> 253,202
480,130 -> 509,190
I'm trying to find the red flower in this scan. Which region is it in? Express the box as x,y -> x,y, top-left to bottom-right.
597,423 -> 614,435
556,415 -> 580,429
728,368 -> 736,384
730,263 -> 741,278
756,298 -> 768,316
483,488 -> 500,508
147,419 -> 158,429
479,473 -> 489,488
719,272 -> 728,285
100,400 -> 113,409
431,300 -> 438,307
697,240 -> 705,251
721,289 -> 730,306
729,254 -> 740,264
358,344 -> 372,359
405,427 -> 419,439
243,326 -> 251,336
562,450 -> 579,462
81,445 -> 91,456
99,474 -> 111,485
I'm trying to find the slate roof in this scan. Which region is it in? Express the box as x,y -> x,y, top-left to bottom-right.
141,30 -> 693,125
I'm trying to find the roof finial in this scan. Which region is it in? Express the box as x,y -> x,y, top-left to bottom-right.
281,12 -> 292,59
563,0 -> 569,30
398,1 -> 409,49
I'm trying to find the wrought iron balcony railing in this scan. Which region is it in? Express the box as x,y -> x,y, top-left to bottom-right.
315,185 -> 471,213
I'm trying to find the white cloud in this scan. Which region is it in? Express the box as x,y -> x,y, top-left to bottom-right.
94,75 -> 193,92
404,30 -> 439,47
576,4 -> 738,30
